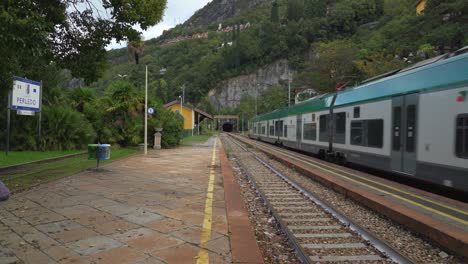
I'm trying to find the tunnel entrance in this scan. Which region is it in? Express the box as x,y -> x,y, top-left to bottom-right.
214,115 -> 239,132
222,123 -> 234,132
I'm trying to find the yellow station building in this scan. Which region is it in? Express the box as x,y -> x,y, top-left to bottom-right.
164,100 -> 213,136
415,0 -> 427,15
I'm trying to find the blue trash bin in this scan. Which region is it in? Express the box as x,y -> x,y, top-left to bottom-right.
97,144 -> 111,160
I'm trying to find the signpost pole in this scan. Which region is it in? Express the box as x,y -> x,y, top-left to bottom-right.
6,90 -> 11,156
37,81 -> 43,148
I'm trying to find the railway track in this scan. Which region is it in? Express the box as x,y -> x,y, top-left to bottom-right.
224,135 -> 413,263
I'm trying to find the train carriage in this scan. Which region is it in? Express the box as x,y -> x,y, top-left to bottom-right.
250,50 -> 468,192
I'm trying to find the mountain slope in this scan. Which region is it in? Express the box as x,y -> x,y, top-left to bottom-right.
96,0 -> 467,116
184,0 -> 269,29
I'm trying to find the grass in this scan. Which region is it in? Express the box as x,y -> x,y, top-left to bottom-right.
1,148 -> 140,193
0,150 -> 84,167
180,132 -> 216,145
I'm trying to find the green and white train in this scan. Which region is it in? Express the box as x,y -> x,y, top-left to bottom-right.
250,49 -> 468,192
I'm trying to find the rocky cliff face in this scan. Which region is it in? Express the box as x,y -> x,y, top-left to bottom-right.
184,0 -> 269,29
209,60 -> 290,108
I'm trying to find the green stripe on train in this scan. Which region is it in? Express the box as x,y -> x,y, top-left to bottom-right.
252,52 -> 468,122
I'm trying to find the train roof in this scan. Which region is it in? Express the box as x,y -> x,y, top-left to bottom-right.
252,51 -> 468,122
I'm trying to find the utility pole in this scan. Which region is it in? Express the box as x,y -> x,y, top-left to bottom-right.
288,70 -> 292,108
179,96 -> 182,113
181,85 -> 185,104
242,113 -> 244,135
255,84 -> 258,117
144,66 -> 148,155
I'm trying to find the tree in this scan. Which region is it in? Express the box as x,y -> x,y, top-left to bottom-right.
128,38 -> 146,65
304,0 -> 327,18
328,0 -> 379,35
259,85 -> 288,114
0,0 -> 167,96
287,0 -> 305,22
271,0 -> 280,23
69,87 -> 96,113
311,41 -> 361,91
104,81 -> 145,146
418,0 -> 468,52
354,51 -> 405,79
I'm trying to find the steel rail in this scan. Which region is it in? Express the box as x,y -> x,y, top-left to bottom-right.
227,134 -> 414,264
226,136 -> 311,264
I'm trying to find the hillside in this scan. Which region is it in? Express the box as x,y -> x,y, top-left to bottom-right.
184,0 -> 270,29
95,0 -> 467,117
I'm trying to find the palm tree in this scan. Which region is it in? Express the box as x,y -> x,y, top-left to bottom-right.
127,37 -> 145,64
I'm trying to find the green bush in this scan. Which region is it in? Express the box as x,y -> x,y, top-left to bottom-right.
39,105 -> 96,151
149,105 -> 183,148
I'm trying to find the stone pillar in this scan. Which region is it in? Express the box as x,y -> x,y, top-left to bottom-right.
154,128 -> 163,149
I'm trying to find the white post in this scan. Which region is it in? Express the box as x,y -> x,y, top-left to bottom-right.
144,66 -> 148,155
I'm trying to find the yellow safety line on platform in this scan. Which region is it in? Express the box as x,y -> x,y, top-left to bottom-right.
239,136 -> 468,225
196,138 -> 217,264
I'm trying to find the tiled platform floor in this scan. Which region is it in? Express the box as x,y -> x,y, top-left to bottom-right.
0,139 -> 230,264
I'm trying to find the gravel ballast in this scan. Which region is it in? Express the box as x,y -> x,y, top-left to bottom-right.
223,135 -> 465,263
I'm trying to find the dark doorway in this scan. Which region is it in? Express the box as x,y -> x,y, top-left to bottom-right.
222,123 -> 233,132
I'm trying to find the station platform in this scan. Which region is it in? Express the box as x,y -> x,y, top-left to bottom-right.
231,134 -> 468,258
0,137 -> 262,264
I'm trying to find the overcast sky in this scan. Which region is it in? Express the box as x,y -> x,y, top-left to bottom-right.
107,0 -> 213,50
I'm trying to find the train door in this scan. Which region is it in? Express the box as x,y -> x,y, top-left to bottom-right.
391,93 -> 419,175
267,121 -> 269,138
275,120 -> 283,142
296,115 -> 302,149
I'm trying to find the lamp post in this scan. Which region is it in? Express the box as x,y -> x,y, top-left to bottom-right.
144,66 -> 148,155
179,95 -> 182,113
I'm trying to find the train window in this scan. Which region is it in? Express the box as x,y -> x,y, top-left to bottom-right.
303,123 -> 317,140
312,113 -> 316,122
393,107 -> 401,151
455,114 -> 468,159
368,120 -> 384,148
262,126 -> 266,135
334,112 -> 346,144
354,107 -> 360,118
406,105 -> 416,152
350,119 -> 384,148
351,121 -> 363,145
270,126 -> 274,136
320,115 -> 327,132
284,125 -> 288,138
275,121 -> 284,137
335,113 -> 346,134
